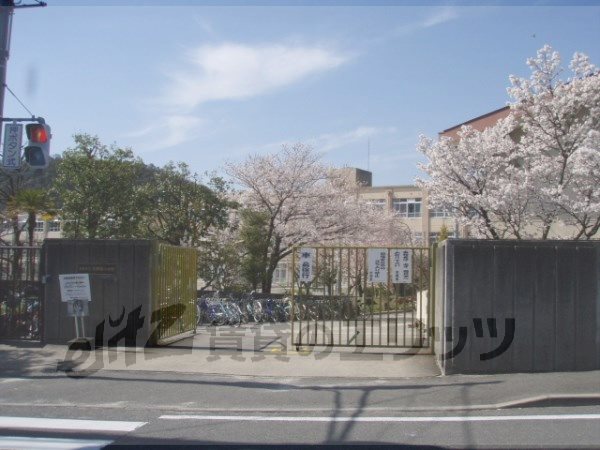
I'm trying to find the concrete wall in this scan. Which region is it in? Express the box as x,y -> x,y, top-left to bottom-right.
434,240 -> 600,374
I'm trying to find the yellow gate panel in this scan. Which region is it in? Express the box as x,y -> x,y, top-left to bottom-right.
149,242 -> 197,345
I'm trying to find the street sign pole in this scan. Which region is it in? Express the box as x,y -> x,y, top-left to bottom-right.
0,1 -> 15,149
0,1 -> 46,151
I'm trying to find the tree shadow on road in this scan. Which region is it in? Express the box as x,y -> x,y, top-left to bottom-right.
0,340 -> 61,376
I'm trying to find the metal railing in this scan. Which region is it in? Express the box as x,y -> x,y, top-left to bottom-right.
0,246 -> 42,340
291,246 -> 431,350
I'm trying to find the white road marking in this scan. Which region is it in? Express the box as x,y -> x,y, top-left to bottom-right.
0,436 -> 112,450
160,413 -> 600,423
0,378 -> 27,383
0,416 -> 146,432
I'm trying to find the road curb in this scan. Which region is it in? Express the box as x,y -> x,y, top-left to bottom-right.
1,394 -> 599,414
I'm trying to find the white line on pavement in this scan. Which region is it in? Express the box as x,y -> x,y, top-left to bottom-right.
0,416 -> 146,432
0,378 -> 27,383
0,436 -> 113,450
160,414 -> 600,423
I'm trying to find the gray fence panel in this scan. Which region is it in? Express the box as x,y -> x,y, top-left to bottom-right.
512,246 -> 536,372
576,246 -> 599,371
555,246 -> 577,371
435,240 -> 600,375
490,245 -> 516,374
533,246 -> 556,372
42,240 -> 154,346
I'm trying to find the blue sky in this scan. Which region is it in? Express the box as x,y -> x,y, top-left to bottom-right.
4,1 -> 600,185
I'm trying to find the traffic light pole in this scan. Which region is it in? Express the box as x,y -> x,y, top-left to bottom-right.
0,0 -> 46,150
0,0 -> 15,151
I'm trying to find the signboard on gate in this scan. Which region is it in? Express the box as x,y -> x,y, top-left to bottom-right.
298,248 -> 315,282
392,249 -> 412,283
368,248 -> 388,283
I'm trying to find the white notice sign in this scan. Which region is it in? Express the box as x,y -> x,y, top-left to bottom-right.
368,248 -> 388,283
298,248 -> 315,283
59,274 -> 92,302
392,249 -> 412,284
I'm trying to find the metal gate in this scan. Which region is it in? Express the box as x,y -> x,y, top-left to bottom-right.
0,246 -> 42,340
291,246 -> 431,350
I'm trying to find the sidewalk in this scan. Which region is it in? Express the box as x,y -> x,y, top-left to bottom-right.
1,323 -> 439,378
1,330 -> 599,412
0,339 -> 439,379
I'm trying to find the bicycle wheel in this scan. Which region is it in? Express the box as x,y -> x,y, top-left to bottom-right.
252,300 -> 263,323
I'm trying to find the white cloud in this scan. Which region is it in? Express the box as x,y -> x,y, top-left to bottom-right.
232,126 -> 398,158
131,41 -> 351,152
384,7 -> 460,40
162,42 -> 351,111
421,7 -> 459,28
193,16 -> 216,37
123,114 -> 204,151
307,126 -> 398,153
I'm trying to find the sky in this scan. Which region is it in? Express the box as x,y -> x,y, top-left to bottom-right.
3,0 -> 600,186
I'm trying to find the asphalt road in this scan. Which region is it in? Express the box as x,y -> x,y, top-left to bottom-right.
0,370 -> 599,448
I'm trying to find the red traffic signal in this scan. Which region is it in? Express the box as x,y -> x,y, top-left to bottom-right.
26,124 -> 49,143
24,123 -> 51,168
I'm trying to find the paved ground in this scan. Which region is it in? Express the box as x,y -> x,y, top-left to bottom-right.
1,327 -> 599,448
0,368 -> 599,448
0,323 -> 439,379
1,322 -> 599,409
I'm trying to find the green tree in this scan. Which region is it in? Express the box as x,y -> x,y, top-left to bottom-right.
53,134 -> 147,239
197,228 -> 245,294
142,163 -> 232,247
8,189 -> 55,246
239,209 -> 270,291
0,157 -> 59,246
0,168 -> 28,245
437,224 -> 450,242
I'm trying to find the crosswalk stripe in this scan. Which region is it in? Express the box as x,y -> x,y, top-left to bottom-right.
0,416 -> 146,432
0,378 -> 27,383
160,413 -> 600,423
0,436 -> 113,450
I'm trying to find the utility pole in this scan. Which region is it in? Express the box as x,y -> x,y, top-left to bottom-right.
0,0 -> 14,149
0,0 -> 46,149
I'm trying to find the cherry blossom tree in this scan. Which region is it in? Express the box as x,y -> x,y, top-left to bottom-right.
417,115 -> 529,239
509,45 -> 600,239
226,143 -> 409,292
418,45 -> 600,240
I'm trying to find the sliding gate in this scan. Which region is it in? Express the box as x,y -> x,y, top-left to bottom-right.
291,246 -> 431,350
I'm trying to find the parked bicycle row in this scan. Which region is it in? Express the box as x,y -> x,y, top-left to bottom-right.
0,297 -> 40,340
196,296 -> 294,326
196,295 -> 415,327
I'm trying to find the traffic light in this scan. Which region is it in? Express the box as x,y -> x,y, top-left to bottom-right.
24,123 -> 51,168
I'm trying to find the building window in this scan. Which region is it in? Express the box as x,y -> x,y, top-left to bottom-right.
393,198 -> 422,218
273,263 -> 288,284
429,231 -> 456,244
429,207 -> 452,218
48,221 -> 61,232
367,199 -> 386,210
34,221 -> 44,232
413,232 -> 423,244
